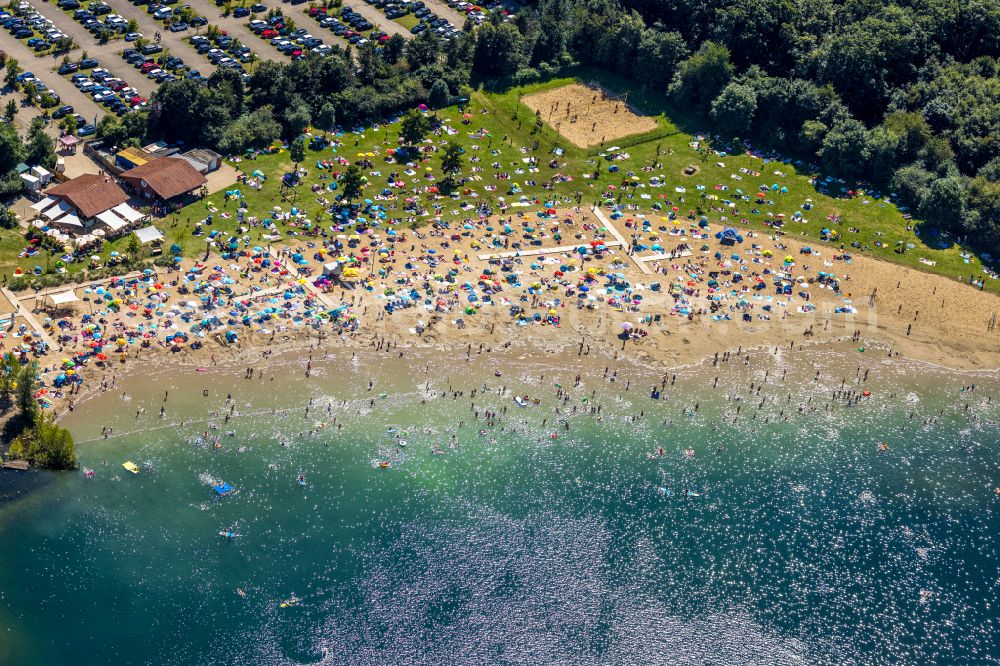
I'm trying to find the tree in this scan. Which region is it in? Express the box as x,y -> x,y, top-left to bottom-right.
918,176 -> 967,231
399,109 -> 430,146
60,114 -> 79,137
8,411 -> 77,470
710,82 -> 757,136
634,29 -> 689,89
217,107 -> 282,154
4,59 -> 21,89
0,206 -> 18,230
126,234 -> 142,265
120,111 -> 149,144
382,34 -> 406,65
338,164 -> 364,204
26,121 -> 56,169
428,79 -> 449,109
97,116 -> 127,148
290,136 -> 306,169
3,99 -> 16,124
799,120 -> 828,155
891,164 -> 935,210
315,101 -> 336,132
670,41 -> 733,113
472,22 -> 526,78
820,118 -> 870,178
0,124 -> 25,174
439,141 -> 464,194
280,96 -> 312,139
0,353 -> 17,404
15,362 -> 38,419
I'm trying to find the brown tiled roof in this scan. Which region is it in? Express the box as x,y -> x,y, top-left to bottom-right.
46,174 -> 128,219
121,157 -> 207,200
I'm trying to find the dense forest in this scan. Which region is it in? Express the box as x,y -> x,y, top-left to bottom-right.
108,0 -> 998,252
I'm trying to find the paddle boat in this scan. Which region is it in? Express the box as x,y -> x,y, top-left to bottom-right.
122,461 -> 140,474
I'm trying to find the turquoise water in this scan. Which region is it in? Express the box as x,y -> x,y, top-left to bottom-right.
1,348 -> 998,664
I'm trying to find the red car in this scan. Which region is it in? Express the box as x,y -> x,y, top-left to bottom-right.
262,28 -> 277,38
308,6 -> 326,15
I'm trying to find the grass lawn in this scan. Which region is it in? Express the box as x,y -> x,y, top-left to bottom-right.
392,14 -> 420,30
9,71 -> 993,294
0,226 -> 151,285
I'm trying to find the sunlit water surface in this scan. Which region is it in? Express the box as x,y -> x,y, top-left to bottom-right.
1,346 -> 997,665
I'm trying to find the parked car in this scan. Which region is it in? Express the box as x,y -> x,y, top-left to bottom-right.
77,124 -> 97,136
58,62 -> 80,74
52,105 -> 74,118
233,6 -> 250,17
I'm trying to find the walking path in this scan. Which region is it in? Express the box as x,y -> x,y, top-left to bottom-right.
590,206 -> 652,275
476,240 -> 623,261
2,287 -> 57,348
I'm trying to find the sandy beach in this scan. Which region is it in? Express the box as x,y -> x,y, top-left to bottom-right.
3,200 -> 993,433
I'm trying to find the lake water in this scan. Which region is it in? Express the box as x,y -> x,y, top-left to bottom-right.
1,346 -> 997,664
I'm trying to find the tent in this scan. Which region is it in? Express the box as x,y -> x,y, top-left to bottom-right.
135,226 -> 164,245
715,226 -> 744,246
47,291 -> 78,307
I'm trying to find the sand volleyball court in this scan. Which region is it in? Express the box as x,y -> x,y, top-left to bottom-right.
523,83 -> 659,148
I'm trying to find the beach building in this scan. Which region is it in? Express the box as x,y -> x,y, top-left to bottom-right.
30,174 -> 147,242
120,157 -> 207,210
179,148 -> 222,174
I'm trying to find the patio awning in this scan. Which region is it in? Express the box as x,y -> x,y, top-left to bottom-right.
96,209 -> 128,231
111,202 -> 144,223
31,196 -> 57,213
50,210 -> 83,229
41,199 -> 74,221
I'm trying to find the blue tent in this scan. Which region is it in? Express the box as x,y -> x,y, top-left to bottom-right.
715,227 -> 744,245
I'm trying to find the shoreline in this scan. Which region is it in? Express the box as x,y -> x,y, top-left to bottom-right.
0,204 -> 995,441
57,332 -> 1000,433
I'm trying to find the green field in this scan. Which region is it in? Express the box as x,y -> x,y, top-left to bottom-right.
195,73 -> 995,292
391,13 -> 420,30
6,72 -> 995,293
